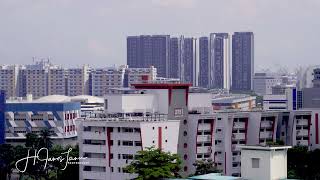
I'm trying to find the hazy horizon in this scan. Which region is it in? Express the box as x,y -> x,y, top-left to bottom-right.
1,0 -> 320,72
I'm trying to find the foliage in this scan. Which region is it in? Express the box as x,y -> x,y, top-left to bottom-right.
124,147 -> 182,180
192,159 -> 220,176
287,146 -> 320,180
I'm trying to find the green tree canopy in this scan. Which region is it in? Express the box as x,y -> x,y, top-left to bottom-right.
124,147 -> 181,180
192,158 -> 220,176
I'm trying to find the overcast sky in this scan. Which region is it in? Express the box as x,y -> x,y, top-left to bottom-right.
0,0 -> 319,71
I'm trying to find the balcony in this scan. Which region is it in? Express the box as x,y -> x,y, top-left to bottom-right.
296,120 -> 309,126
260,121 -> 273,128
260,131 -> 273,139
83,132 -> 106,140
86,158 -> 107,167
232,133 -> 245,140
296,130 -> 308,137
198,124 -> 211,131
81,171 -> 106,180
197,146 -> 211,154
197,135 -> 211,142
233,122 -> 245,129
232,156 -> 241,162
82,144 -> 107,153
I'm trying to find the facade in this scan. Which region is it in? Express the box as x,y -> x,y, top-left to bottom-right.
5,97 -> 81,146
48,67 -> 66,95
253,73 -> 282,95
301,68 -> 320,109
199,37 -> 210,88
78,115 -> 180,180
240,145 -> 291,180
168,37 -> 180,79
209,33 -> 230,89
263,88 -> 298,111
180,36 -> 197,86
0,65 -> 19,98
231,32 -> 254,92
77,82 -> 320,179
127,35 -> 170,78
67,65 -> 90,96
212,94 -> 256,111
0,90 -> 5,144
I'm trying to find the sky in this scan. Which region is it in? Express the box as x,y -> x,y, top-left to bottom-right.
0,0 -> 319,71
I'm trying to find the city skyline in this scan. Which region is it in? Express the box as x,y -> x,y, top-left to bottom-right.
1,0 -> 320,71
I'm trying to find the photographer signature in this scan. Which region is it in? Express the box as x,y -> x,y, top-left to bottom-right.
15,147 -> 87,173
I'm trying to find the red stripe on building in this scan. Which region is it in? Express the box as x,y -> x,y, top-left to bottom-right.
107,127 -> 112,167
210,119 -> 214,145
316,113 -> 319,144
158,127 -> 162,150
185,88 -> 189,106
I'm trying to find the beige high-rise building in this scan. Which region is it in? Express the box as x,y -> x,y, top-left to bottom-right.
0,65 -> 19,98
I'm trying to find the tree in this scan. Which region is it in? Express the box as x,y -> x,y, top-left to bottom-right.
25,133 -> 39,149
39,128 -> 53,150
193,159 -> 220,176
0,144 -> 15,180
124,147 -> 181,180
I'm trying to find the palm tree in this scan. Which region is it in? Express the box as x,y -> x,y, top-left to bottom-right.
25,133 -> 39,149
0,144 -> 15,180
39,128 -> 53,150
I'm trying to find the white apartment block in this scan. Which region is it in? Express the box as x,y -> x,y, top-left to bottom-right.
67,65 -> 90,96
78,82 -> 320,179
78,115 -> 180,180
0,65 -> 19,98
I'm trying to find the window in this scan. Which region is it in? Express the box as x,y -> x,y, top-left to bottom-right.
184,143 -> 188,148
184,166 -> 188,172
184,154 -> 188,160
252,158 -> 260,168
183,119 -> 187,125
183,131 -> 187,136
174,108 -> 183,117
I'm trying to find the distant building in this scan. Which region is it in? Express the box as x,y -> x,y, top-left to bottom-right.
239,145 -> 291,180
168,37 -> 180,79
67,65 -> 90,96
127,35 -> 170,78
180,36 -> 197,86
209,33 -> 230,89
231,32 -> 254,92
211,94 -> 256,110
199,37 -> 210,88
0,65 -> 19,98
48,66 -> 66,96
0,90 -> 5,144
253,73 -> 282,95
301,68 -> 320,109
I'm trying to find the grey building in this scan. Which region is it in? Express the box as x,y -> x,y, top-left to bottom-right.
168,37 -> 179,79
199,37 -> 210,88
302,68 -> 320,108
231,32 -> 254,92
127,35 -> 170,78
209,33 -> 230,89
180,36 -> 197,85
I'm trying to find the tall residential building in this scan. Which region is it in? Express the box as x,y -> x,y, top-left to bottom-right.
199,37 -> 210,88
127,35 -> 170,78
209,33 -> 230,89
0,65 -> 19,98
232,32 -> 254,92
67,65 -> 90,96
24,61 -> 51,98
0,90 -> 5,144
168,37 -> 180,79
91,67 -> 125,96
48,67 -> 67,95
180,36 -> 197,86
